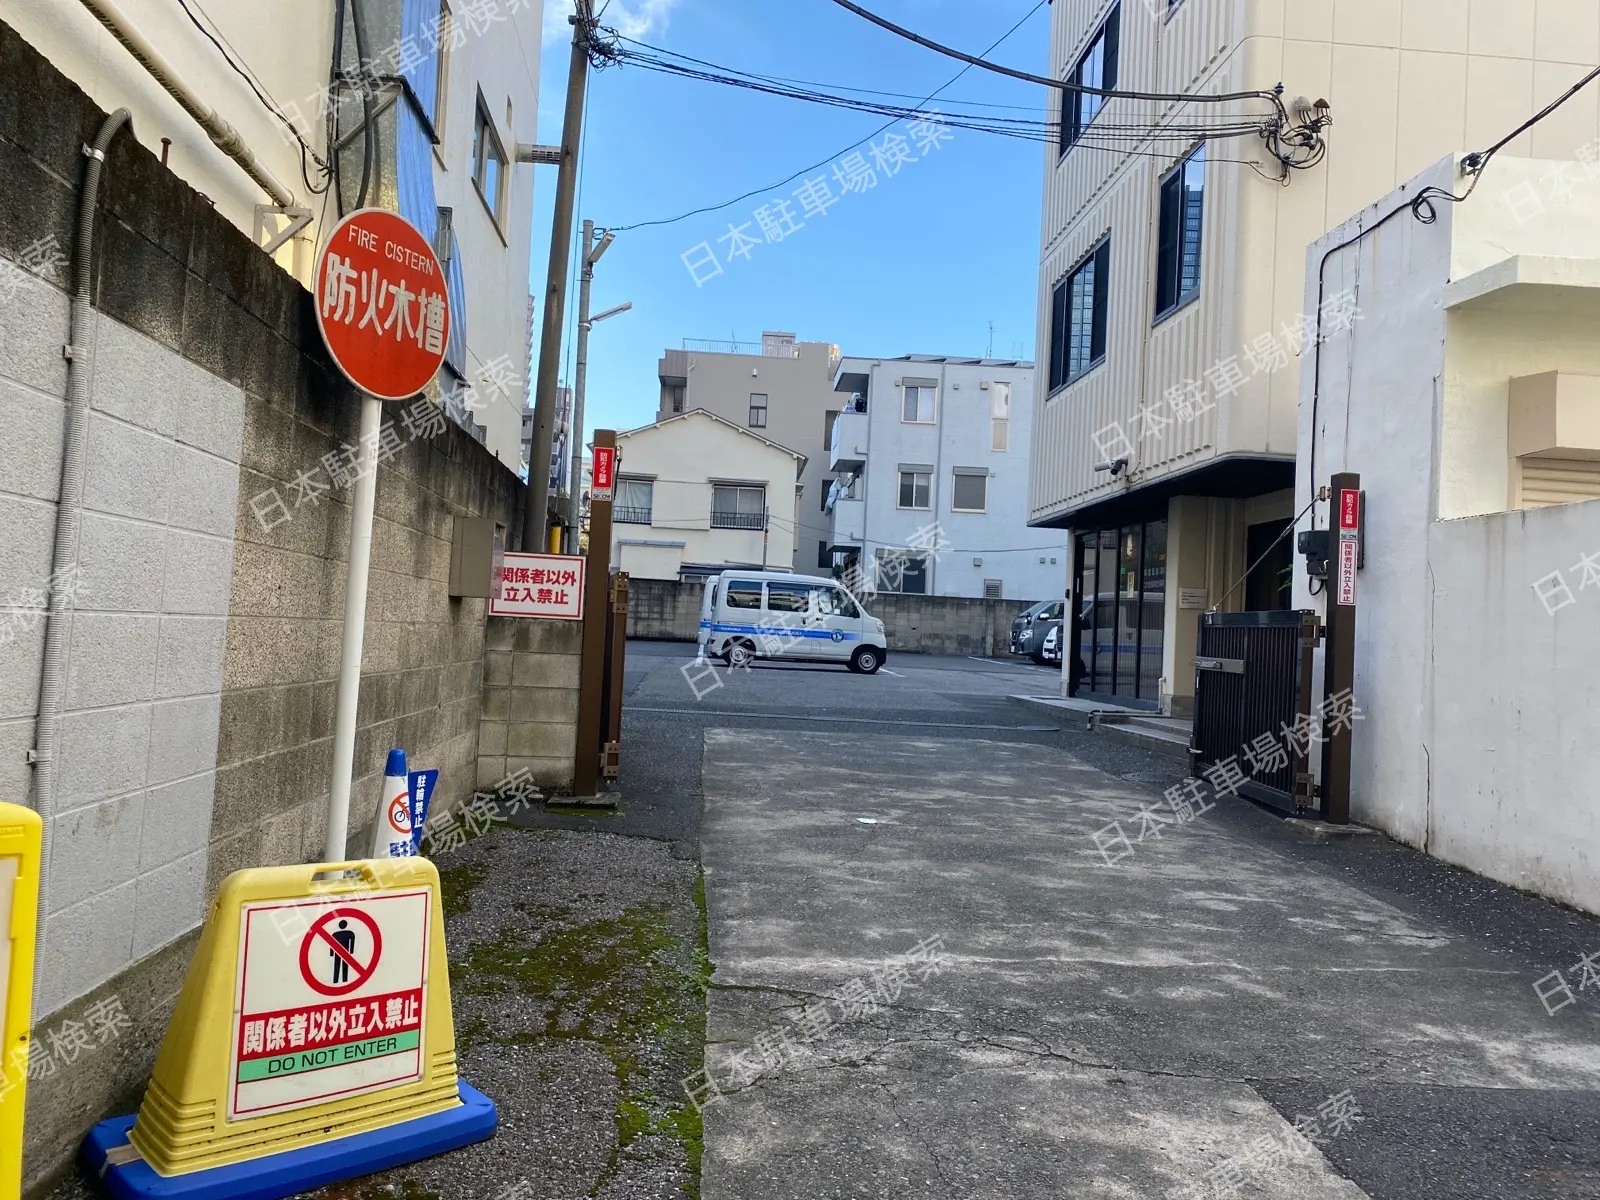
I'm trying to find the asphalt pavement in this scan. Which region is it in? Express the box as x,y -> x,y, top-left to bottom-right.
588,640 -> 1600,1200
45,643 -> 1600,1199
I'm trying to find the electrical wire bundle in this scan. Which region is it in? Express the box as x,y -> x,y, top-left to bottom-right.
611,37 -> 1274,153
598,0 -> 1333,230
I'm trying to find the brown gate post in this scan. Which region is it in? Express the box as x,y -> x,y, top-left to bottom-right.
601,572 -> 629,782
573,429 -> 616,800
1320,471 -> 1360,824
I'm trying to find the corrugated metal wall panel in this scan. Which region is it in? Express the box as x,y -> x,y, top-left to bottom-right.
1032,0 -> 1256,526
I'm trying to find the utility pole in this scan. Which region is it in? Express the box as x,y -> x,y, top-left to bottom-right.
565,220 -> 628,553
523,0 -> 593,552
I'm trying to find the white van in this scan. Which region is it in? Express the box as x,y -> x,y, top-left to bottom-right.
697,570 -> 888,674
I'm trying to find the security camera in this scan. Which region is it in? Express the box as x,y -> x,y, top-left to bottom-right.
1093,456 -> 1130,477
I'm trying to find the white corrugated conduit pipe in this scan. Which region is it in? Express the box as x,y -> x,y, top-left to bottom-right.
31,109 -> 132,1018
76,0 -> 296,207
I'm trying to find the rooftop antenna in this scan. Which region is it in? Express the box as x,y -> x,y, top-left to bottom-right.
986,320 -> 994,359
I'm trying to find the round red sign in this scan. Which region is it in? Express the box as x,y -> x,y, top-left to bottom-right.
299,907 -> 384,997
314,208 -> 449,401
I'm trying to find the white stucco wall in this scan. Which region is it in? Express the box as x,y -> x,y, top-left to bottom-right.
838,357 -> 1063,601
1297,153 -> 1600,909
435,7 -> 541,470
1428,501 -> 1600,912
614,410 -> 804,580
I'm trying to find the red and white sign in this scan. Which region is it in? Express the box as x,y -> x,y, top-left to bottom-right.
315,208 -> 449,401
1336,488 -> 1361,606
1338,488 -> 1361,533
1336,539 -> 1358,606
591,446 -> 616,503
489,552 -> 585,620
229,888 -> 430,1121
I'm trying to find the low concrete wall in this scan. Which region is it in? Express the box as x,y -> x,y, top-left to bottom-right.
477,616 -> 582,796
625,577 -> 1035,658
1421,501 -> 1600,913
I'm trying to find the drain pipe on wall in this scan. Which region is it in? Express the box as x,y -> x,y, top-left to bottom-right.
30,109 -> 133,1018
76,0 -> 295,208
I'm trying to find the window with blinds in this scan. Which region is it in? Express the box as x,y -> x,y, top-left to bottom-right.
951,470 -> 988,513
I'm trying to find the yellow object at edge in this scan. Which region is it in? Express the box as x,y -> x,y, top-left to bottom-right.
127,857 -> 462,1176
0,803 -> 43,1200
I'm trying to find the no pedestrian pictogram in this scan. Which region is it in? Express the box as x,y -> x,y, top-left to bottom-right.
300,908 -> 383,997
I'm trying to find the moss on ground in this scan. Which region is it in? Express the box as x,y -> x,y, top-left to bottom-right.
437,863 -> 487,918
446,863 -> 713,1198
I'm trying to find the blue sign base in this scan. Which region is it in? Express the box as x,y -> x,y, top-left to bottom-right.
81,1080 -> 497,1200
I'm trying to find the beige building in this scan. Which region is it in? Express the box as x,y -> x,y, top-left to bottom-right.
11,0 -> 543,469
1030,0 -> 1600,714
657,332 -> 840,571
613,410 -> 807,581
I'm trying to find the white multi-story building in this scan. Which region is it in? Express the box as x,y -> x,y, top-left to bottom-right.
827,355 -> 1061,601
1029,0 -> 1600,713
13,0 -> 541,469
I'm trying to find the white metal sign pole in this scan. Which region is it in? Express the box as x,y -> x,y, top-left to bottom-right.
325,393 -> 383,863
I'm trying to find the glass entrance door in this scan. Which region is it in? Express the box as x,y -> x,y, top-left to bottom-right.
1072,519 -> 1167,706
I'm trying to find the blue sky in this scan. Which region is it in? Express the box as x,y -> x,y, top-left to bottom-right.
530,0 -> 1051,443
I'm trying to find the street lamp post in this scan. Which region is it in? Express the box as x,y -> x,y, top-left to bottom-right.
564,217 -> 630,554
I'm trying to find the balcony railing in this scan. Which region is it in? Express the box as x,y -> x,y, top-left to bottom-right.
615,506 -> 653,525
710,510 -> 766,530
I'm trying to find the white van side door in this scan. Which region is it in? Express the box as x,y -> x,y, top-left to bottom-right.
762,580 -> 819,659
809,582 -> 863,659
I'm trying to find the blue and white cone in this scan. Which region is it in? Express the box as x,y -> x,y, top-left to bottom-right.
369,747 -> 413,858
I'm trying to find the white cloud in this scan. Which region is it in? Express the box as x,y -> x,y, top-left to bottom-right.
543,0 -> 681,44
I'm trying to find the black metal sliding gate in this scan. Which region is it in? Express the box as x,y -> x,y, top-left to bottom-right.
1190,610 -> 1321,816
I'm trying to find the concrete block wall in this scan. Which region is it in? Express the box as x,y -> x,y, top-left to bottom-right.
624,578 -> 1032,657
477,616 -> 582,795
1,22 -> 525,1190
0,289 -> 244,1018
626,577 -> 704,641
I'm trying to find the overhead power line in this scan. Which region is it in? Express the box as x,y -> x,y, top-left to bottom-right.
826,0 -> 1286,115
603,0 -> 1049,232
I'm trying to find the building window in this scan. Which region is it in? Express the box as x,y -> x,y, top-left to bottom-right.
901,384 -> 936,424
665,385 -> 685,414
877,549 -> 929,594
897,470 -> 932,510
711,484 -> 766,529
748,394 -> 768,428
824,408 -> 839,447
990,381 -> 1011,451
951,469 -> 988,513
1048,239 -> 1111,393
615,477 -> 653,524
1155,144 -> 1206,319
818,540 -> 833,569
1060,5 -> 1120,155
433,0 -> 453,133
472,97 -> 507,224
